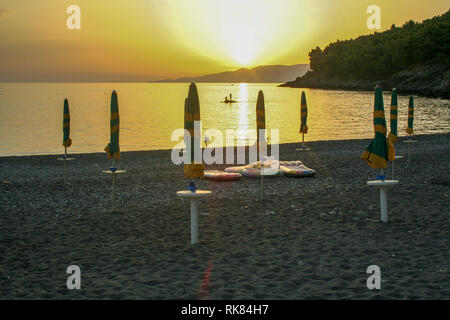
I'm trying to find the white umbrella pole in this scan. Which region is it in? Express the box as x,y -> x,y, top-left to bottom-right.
302,134 -> 305,162
112,158 -> 116,210
64,147 -> 67,185
379,168 -> 388,222
258,145 -> 264,201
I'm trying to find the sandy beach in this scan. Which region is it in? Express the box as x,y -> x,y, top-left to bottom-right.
0,133 -> 448,300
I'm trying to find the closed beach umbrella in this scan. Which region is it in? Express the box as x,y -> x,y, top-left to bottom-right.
256,90 -> 267,200
184,83 -> 204,178
256,90 -> 266,158
298,91 -> 311,157
361,86 -> 395,169
406,96 -> 414,135
63,98 -> 72,148
299,91 -> 308,134
105,90 -> 120,160
387,88 -> 398,144
102,90 -> 126,210
59,98 -> 74,185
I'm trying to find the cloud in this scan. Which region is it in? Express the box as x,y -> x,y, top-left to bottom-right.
0,9 -> 9,17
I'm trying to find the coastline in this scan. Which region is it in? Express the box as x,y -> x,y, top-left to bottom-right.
280,65 -> 450,99
0,133 -> 449,299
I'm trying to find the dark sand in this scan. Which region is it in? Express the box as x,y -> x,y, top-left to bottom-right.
0,134 -> 449,299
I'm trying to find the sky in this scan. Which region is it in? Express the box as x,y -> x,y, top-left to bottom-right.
0,0 -> 448,82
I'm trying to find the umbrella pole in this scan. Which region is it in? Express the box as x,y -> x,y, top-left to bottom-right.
112,158 -> 116,210
302,134 -> 305,162
379,168 -> 388,222
64,147 -> 67,185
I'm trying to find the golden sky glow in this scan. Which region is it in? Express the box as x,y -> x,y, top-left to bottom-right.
0,0 -> 448,81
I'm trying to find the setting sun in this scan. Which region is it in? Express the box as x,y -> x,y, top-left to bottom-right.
168,0 -> 309,67
229,27 -> 257,65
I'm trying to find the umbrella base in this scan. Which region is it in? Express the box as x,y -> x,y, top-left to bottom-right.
367,180 -> 399,223
177,190 -> 212,245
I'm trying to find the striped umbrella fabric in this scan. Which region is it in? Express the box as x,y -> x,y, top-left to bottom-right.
184,83 -> 204,178
387,88 -> 398,143
104,90 -> 120,159
63,98 -> 72,148
361,86 -> 395,169
406,96 -> 414,135
299,91 -> 308,134
256,90 -> 266,158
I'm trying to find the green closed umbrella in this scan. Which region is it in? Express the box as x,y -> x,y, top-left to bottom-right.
256,90 -> 268,200
361,86 -> 395,169
105,90 -> 120,160
404,96 -> 417,164
256,90 -> 266,159
63,98 -> 72,149
184,83 -> 204,179
406,96 -> 414,135
298,91 -> 311,158
299,91 -> 308,135
59,98 -> 74,184
388,89 -> 402,178
103,90 -> 125,210
387,88 -> 398,144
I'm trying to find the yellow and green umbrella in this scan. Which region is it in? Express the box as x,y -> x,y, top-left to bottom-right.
387,88 -> 398,144
406,96 -> 414,135
63,98 -> 72,148
60,98 -> 74,185
361,86 -> 395,169
256,90 -> 268,200
299,91 -> 308,134
184,83 -> 204,179
105,90 -> 120,160
298,90 -> 311,156
256,90 -> 266,159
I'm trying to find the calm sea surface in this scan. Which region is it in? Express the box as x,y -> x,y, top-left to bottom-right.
0,82 -> 448,156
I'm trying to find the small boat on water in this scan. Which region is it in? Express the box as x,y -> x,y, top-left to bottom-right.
223,93 -> 237,104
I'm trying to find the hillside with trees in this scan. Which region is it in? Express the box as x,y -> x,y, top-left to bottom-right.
282,10 -> 450,98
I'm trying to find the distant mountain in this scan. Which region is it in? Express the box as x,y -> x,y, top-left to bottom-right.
154,64 -> 310,83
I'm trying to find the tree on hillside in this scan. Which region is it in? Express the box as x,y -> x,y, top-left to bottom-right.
305,10 -> 450,81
